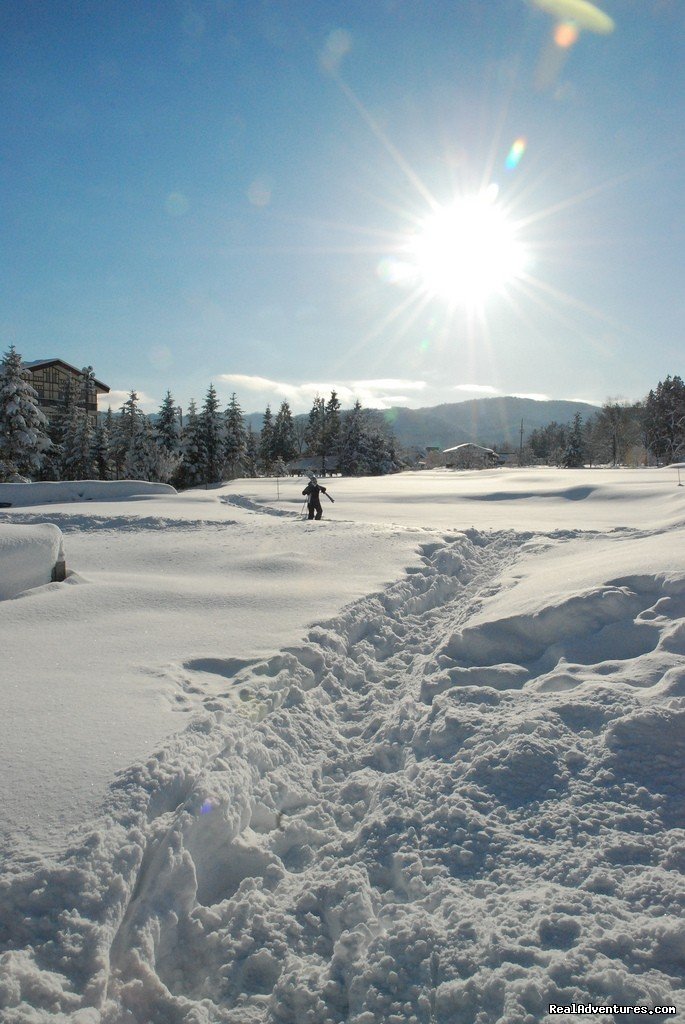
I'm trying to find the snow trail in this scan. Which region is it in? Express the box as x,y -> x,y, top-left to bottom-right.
2,526 -> 683,1023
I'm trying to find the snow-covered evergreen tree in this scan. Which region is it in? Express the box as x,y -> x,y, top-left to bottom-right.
62,412 -> 97,479
224,393 -> 246,478
259,405 -> 275,473
179,399 -> 205,488
110,392 -> 140,477
324,390 -> 341,459
644,375 -> 685,465
109,391 -> 166,481
305,395 -> 327,474
561,412 -> 585,468
338,400 -> 368,476
198,384 -> 224,484
91,419 -> 113,480
528,421 -> 568,466
58,376 -> 92,479
0,345 -> 51,481
79,366 -> 97,417
272,400 -> 298,464
244,425 -> 259,477
304,391 -> 342,475
156,391 -> 181,454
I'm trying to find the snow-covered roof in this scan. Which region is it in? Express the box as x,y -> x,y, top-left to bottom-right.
442,442 -> 498,454
23,358 -> 109,393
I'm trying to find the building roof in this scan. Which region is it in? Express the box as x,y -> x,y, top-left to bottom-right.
442,442 -> 498,455
23,359 -> 109,393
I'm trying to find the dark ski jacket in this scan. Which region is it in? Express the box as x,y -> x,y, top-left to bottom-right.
302,482 -> 327,505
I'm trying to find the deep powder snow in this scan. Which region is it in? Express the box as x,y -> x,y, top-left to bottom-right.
0,471 -> 683,1024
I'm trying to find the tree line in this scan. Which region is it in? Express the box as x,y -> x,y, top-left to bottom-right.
0,346 -> 400,485
518,378 -> 685,468
1,346 -> 683,482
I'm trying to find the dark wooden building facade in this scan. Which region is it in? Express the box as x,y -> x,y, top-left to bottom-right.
24,359 -> 110,424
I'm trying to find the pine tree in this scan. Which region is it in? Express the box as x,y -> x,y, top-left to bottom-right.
91,419 -> 113,480
79,365 -> 97,418
104,406 -> 127,479
224,393 -> 247,478
338,400 -> 367,476
305,395 -> 327,474
111,391 -> 141,465
123,413 -> 154,480
55,377 -> 84,480
110,391 -> 160,480
304,391 -> 342,475
122,413 -> 175,481
0,345 -> 51,481
179,400 -> 205,488
199,384 -> 224,484
63,412 -> 97,479
272,400 -> 298,464
156,391 -> 180,454
644,375 -> 685,465
324,390 -> 341,459
244,426 -> 259,477
561,412 -> 585,468
259,405 -> 275,473
528,421 -> 568,466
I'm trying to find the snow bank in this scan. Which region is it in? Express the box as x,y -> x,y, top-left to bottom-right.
0,479 -> 176,508
0,523 -> 64,600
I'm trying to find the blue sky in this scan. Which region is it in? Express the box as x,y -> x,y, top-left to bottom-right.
2,0 -> 684,415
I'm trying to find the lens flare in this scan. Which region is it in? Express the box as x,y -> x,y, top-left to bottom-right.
554,21 -> 580,48
505,138 -> 527,171
531,0 -> 614,34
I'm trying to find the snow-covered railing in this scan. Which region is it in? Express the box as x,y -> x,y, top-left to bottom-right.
0,523 -> 66,600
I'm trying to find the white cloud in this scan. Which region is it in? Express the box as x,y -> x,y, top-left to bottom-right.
216,375 -> 592,414
567,396 -> 602,407
102,389 -> 159,414
452,384 -> 501,396
218,374 -> 428,412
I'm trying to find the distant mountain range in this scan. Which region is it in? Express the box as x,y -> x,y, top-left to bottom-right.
246,396 -> 599,451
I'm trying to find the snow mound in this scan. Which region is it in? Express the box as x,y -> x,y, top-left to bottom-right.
0,523 -> 64,600
0,480 -> 176,508
2,529 -> 683,1022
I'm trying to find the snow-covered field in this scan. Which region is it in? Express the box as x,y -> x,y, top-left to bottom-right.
1,468 -> 683,1023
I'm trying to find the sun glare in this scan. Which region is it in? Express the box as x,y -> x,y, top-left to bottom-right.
409,190 -> 529,307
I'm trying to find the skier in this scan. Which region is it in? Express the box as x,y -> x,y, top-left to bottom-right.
302,476 -> 333,520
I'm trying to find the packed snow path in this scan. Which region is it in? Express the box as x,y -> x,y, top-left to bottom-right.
1,519 -> 683,1024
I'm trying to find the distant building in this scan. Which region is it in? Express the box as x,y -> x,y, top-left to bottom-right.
289,456 -> 340,477
442,443 -> 503,469
24,359 -> 110,425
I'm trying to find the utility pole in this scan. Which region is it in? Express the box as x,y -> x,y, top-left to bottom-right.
519,419 -> 524,466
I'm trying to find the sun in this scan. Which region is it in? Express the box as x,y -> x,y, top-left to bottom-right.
408,187 -> 529,307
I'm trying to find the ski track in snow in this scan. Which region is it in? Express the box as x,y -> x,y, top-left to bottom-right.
1,522 -> 684,1024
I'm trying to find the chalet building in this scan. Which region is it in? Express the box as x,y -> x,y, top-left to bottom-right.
24,359 -> 110,425
442,443 -> 503,469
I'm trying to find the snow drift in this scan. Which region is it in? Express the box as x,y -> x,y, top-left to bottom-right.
0,479 -> 176,508
0,523 -> 64,600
